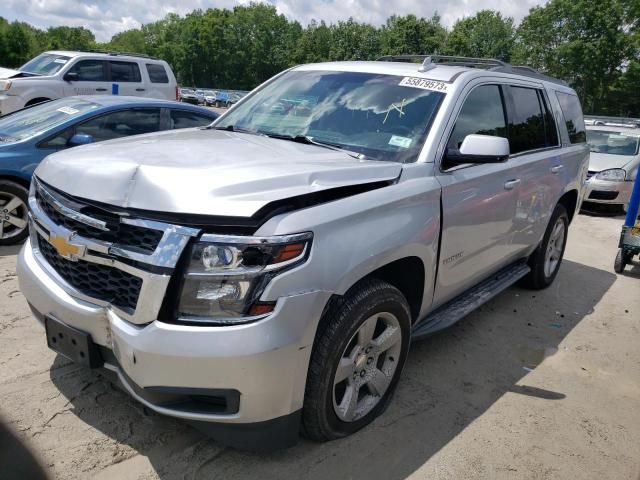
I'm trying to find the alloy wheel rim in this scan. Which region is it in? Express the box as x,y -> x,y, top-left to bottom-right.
332,312 -> 402,423
544,218 -> 566,278
0,192 -> 28,240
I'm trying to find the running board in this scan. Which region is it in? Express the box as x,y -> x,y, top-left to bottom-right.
412,260 -> 531,340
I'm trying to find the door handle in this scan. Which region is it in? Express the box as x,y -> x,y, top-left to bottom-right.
95,88 -> 107,92
504,179 -> 521,190
136,88 -> 145,92
551,165 -> 564,174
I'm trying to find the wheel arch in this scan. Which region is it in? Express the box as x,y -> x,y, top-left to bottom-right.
558,189 -> 579,223
25,97 -> 52,107
0,174 -> 31,190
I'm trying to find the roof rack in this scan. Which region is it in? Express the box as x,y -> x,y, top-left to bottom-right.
377,54 -> 567,86
78,49 -> 159,60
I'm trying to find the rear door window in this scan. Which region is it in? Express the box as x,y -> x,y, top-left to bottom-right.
556,92 -> 586,143
109,61 -> 142,82
448,84 -> 507,151
507,86 -> 547,154
76,109 -> 161,142
146,64 -> 169,83
170,110 -> 214,129
67,60 -> 107,81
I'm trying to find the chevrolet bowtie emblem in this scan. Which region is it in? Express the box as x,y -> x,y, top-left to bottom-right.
49,234 -> 85,261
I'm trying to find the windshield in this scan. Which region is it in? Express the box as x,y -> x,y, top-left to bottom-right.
587,130 -> 640,156
216,70 -> 445,163
0,97 -> 99,142
19,53 -> 72,75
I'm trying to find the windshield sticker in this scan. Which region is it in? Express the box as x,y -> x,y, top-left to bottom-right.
57,106 -> 79,115
53,58 -> 68,64
389,135 -> 412,149
399,77 -> 449,93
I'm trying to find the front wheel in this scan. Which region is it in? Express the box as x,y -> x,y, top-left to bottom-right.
0,180 -> 29,246
524,203 -> 569,289
302,279 -> 411,442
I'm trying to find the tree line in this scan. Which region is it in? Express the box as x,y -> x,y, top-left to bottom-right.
1,0 -> 638,115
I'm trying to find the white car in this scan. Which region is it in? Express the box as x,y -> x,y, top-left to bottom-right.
584,124 -> 640,212
0,51 -> 178,116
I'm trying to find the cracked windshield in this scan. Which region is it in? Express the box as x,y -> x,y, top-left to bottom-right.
217,70 -> 444,162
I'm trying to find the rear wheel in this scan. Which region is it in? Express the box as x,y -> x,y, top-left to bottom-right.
302,279 -> 411,441
0,180 -> 29,246
614,248 -> 629,273
524,203 -> 569,289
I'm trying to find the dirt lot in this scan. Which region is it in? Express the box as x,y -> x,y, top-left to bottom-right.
1,213 -> 639,480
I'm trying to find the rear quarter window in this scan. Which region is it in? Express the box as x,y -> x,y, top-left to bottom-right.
556,92 -> 586,144
146,64 -> 169,83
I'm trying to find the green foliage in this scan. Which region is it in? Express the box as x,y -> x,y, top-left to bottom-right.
1,3 -> 639,115
446,10 -> 514,61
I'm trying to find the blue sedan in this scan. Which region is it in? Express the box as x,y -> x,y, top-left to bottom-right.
0,96 -> 219,244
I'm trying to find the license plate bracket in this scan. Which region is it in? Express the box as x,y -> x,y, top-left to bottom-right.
45,316 -> 103,368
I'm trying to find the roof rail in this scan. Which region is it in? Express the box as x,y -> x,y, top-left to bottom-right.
377,54 -> 568,86
78,49 -> 159,60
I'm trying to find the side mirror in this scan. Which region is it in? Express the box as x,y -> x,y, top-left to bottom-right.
67,133 -> 94,147
445,134 -> 510,165
63,72 -> 79,82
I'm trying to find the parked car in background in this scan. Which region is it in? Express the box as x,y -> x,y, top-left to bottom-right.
194,90 -> 206,105
17,55 -> 587,450
203,90 -> 218,106
0,51 -> 179,116
179,88 -> 199,105
0,95 -> 217,244
583,120 -> 640,213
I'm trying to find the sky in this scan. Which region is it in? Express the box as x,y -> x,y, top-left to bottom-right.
3,0 -> 547,42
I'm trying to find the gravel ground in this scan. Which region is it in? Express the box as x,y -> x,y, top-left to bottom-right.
0,213 -> 639,480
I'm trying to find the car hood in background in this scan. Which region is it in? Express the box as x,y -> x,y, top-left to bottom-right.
35,128 -> 402,217
0,67 -> 21,79
588,152 -> 638,172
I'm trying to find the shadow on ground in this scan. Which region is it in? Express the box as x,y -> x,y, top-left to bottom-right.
49,259 -> 616,479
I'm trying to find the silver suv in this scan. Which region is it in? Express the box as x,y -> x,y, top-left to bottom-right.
17,56 -> 588,450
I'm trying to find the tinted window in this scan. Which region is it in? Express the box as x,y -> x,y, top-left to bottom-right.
146,64 -> 169,83
448,85 -> 507,150
68,60 -> 107,81
556,92 -> 586,143
170,110 -> 214,129
540,92 -> 559,147
508,87 -> 547,154
39,127 -> 75,149
76,109 -> 160,142
109,61 -> 141,82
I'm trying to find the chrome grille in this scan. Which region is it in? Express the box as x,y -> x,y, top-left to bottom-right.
36,188 -> 163,253
28,177 -> 199,324
37,234 -> 142,312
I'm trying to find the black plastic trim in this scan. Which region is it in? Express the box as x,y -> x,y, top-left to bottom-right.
187,410 -> 302,452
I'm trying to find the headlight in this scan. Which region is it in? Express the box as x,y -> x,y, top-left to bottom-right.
0,80 -> 11,92
176,232 -> 312,325
595,168 -> 626,182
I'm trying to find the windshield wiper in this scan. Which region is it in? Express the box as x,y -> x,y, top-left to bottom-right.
210,124 -> 264,136
260,132 -> 366,160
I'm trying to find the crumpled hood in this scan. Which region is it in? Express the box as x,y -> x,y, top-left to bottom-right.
588,152 -> 636,172
0,67 -> 20,79
35,128 -> 402,217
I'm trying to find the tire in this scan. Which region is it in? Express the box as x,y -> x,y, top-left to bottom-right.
614,248 -> 628,273
0,180 -> 29,246
524,203 -> 569,289
302,279 -> 411,442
